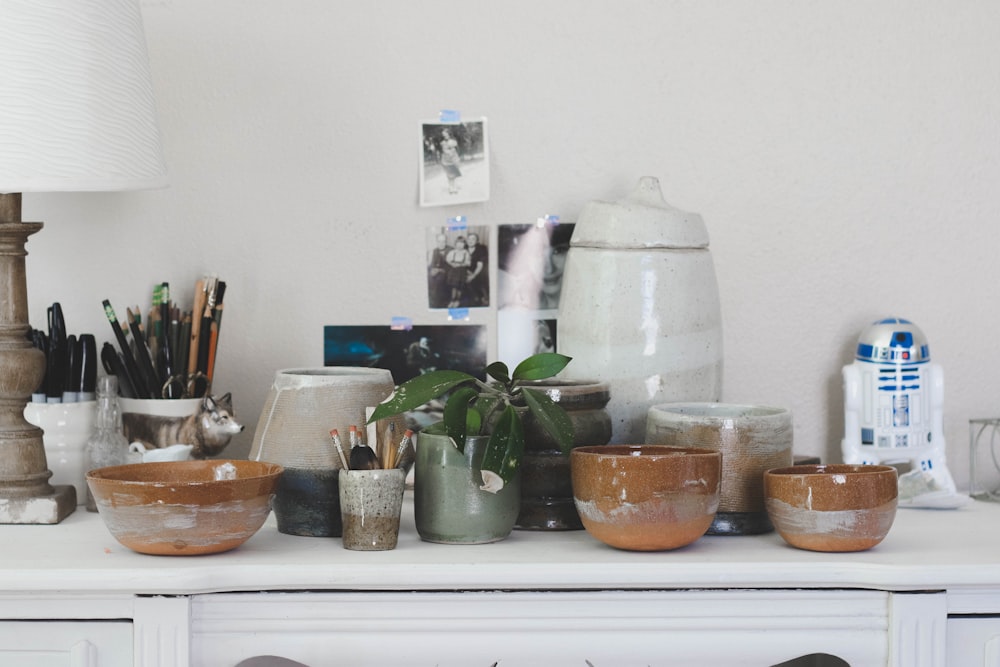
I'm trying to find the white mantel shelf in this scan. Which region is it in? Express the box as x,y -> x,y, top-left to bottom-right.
5,495 -> 1000,665
3,493 -> 1000,597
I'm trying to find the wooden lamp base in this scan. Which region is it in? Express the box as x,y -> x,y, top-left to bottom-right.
0,193 -> 76,523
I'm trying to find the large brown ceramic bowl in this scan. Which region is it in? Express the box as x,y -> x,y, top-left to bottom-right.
87,459 -> 283,556
764,464 -> 898,552
570,444 -> 721,551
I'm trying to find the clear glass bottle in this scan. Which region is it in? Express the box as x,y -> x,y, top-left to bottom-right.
85,375 -> 129,512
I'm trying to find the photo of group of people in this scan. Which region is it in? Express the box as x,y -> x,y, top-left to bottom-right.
426,225 -> 490,309
419,119 -> 489,207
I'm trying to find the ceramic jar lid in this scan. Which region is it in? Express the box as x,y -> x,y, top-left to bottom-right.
571,176 -> 709,249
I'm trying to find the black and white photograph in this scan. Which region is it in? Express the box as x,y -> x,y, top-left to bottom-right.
419,118 -> 489,207
425,224 -> 491,309
496,222 -> 574,313
495,222 -> 573,368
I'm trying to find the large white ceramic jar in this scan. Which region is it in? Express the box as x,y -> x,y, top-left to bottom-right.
557,176 -> 723,444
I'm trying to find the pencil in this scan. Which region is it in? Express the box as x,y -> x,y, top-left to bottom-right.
177,312 -> 191,392
159,282 -> 171,383
188,279 -> 206,378
205,319 -> 219,383
102,300 -> 150,398
206,281 -> 226,382
126,306 -> 160,399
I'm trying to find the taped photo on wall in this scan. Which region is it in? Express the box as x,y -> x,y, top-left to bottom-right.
497,222 -> 574,313
425,224 -> 490,309
419,118 -> 489,207
324,324 -> 487,432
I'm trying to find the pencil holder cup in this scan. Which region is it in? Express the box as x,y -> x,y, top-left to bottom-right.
339,468 -> 406,551
249,367 -> 406,537
23,401 -> 97,505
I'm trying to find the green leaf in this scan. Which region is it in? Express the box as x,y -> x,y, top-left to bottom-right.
485,361 -> 510,385
511,353 -> 572,382
367,370 -> 476,423
442,386 -> 477,453
472,394 -> 502,433
522,387 -> 575,454
479,404 -> 524,492
465,408 -> 482,436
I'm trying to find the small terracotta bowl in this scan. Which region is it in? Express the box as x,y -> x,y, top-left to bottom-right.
87,459 -> 283,556
764,464 -> 898,552
570,444 -> 721,551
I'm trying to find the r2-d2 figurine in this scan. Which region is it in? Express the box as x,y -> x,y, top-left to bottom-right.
842,317 -> 961,506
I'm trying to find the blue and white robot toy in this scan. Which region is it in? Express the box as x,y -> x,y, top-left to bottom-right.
841,317 -> 965,508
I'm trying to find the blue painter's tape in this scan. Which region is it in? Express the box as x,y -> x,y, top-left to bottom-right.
390,317 -> 413,331
439,109 -> 461,123
447,308 -> 470,321
447,215 -> 468,231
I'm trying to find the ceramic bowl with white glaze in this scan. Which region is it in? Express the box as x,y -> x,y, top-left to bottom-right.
570,444 -> 721,551
764,464 -> 898,552
87,459 -> 282,555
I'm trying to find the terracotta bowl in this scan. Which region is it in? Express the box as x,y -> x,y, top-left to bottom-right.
570,444 -> 721,551
87,459 -> 283,556
764,464 -> 898,552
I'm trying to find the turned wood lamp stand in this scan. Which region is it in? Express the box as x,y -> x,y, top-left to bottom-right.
0,193 -> 75,522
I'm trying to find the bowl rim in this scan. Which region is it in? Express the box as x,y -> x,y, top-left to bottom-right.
648,401 -> 790,420
571,444 -> 721,458
86,459 -> 284,485
765,463 -> 897,478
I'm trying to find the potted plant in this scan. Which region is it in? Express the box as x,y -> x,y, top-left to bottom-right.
368,352 -> 574,493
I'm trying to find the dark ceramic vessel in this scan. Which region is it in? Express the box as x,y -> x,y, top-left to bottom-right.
516,380 -> 612,531
272,467 -> 343,537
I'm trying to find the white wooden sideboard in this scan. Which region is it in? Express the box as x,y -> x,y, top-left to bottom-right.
3,495 -> 1000,666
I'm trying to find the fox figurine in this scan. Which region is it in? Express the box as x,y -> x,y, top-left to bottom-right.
122,393 -> 244,459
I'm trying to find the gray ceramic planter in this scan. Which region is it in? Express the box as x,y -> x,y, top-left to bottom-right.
414,432 -> 521,544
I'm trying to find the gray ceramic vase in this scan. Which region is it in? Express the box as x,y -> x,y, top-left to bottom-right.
249,367 -> 405,537
414,432 -> 521,544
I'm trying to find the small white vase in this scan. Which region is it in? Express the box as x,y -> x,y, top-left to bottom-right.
557,176 -> 723,443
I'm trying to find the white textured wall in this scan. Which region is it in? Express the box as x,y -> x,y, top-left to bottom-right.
23,1 -> 1000,489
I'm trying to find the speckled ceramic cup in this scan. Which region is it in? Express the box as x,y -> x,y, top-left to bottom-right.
570,444 -> 721,551
339,468 -> 406,551
764,464 -> 898,552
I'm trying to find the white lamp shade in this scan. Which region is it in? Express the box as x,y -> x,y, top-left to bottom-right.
0,0 -> 168,192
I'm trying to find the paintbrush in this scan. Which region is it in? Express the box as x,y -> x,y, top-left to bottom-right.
329,429 -> 349,470
348,424 -> 380,470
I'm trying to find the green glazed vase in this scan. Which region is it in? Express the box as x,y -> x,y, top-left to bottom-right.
414,432 -> 521,544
